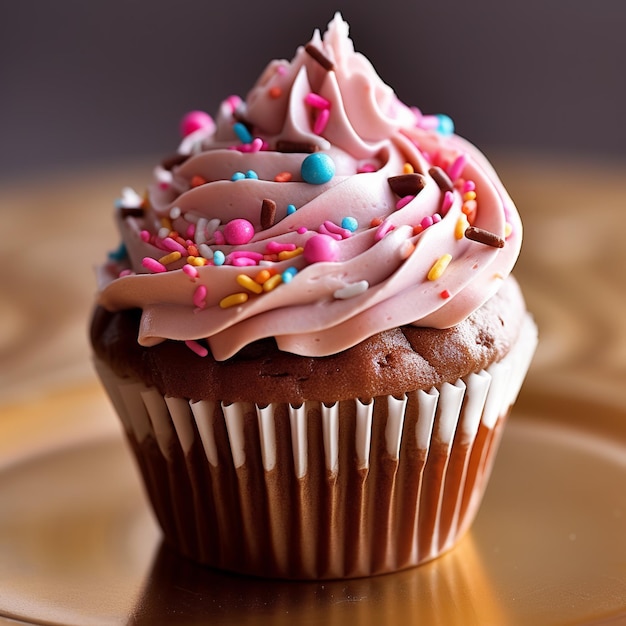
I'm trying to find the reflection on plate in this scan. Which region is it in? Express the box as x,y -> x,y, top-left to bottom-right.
0,393 -> 625,626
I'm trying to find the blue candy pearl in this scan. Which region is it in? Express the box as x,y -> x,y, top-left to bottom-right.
301,152 -> 335,185
435,114 -> 455,136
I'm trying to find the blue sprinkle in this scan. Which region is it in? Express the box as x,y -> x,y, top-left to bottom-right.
231,171 -> 245,181
233,121 -> 253,144
281,267 -> 298,283
108,242 -> 127,261
341,216 -> 358,232
245,170 -> 258,179
301,152 -> 335,185
435,114 -> 455,136
213,250 -> 226,265
286,203 -> 297,215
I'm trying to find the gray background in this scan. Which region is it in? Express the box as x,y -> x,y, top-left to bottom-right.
1,0 -> 625,182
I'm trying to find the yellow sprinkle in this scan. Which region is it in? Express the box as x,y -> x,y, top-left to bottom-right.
463,190 -> 477,202
219,292 -> 249,308
262,274 -> 283,292
254,269 -> 272,284
455,215 -> 469,239
278,246 -> 304,261
402,162 -> 414,174
157,251 -> 182,265
504,222 -> 513,238
187,255 -> 208,266
236,274 -> 263,294
427,254 -> 452,281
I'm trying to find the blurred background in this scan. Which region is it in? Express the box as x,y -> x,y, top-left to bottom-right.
1,0 -> 625,182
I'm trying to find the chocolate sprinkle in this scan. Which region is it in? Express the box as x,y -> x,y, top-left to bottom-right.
388,173 -> 427,197
161,153 -> 191,171
120,206 -> 145,218
465,226 -> 505,248
276,140 -> 320,153
305,43 -> 335,71
428,166 -> 454,192
260,198 -> 277,230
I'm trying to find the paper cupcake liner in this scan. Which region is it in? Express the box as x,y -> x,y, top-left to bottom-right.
94,314 -> 537,579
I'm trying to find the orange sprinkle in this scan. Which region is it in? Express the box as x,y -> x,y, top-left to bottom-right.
187,244 -> 199,257
254,269 -> 273,284
462,200 -> 477,215
191,175 -> 207,188
370,216 -> 383,227
412,224 -> 424,236
278,246 -> 304,261
402,162 -> 414,174
274,171 -> 293,182
269,86 -> 282,98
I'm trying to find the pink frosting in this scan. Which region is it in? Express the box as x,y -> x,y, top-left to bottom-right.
96,13 -> 522,360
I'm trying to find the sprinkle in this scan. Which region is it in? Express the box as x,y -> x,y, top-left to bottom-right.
455,216 -> 469,239
231,257 -> 257,267
180,111 -> 214,137
341,216 -> 358,232
198,243 -> 214,259
435,114 -> 455,135
162,237 -> 187,254
448,153 -> 467,182
269,86 -> 282,98
396,195 -> 414,210
304,43 -> 335,71
462,199 -> 477,215
245,169 -> 258,179
278,246 -> 304,260
465,226 -> 505,248
427,254 -> 452,281
229,250 -> 264,261
505,222 -> 513,238
276,140 -> 319,153
305,92 -> 331,109
321,220 -> 352,239
158,251 -> 182,265
185,340 -> 208,357
118,269 -> 133,278
190,175 -> 207,188
254,269 -> 273,284
160,217 -> 173,230
231,171 -> 245,181
313,107 -> 331,135
142,257 -> 167,273
140,230 -> 150,243
441,190 -> 454,215
403,162 -> 415,174
220,292 -> 248,308
334,280 -> 369,299
183,264 -> 199,279
420,215 -> 434,230
260,198 -> 277,229
236,274 -> 263,294
370,217 -> 383,227
281,267 -> 298,283
286,203 -> 297,215
213,250 -> 226,265
463,190 -> 477,202
462,180 -> 476,193
193,285 -> 208,308
233,121 -> 253,144
357,163 -> 377,173
263,273 -> 283,291
301,152 -> 335,184
440,289 -> 451,299
388,173 -> 427,197
266,241 -> 296,253
375,220 -> 394,241
296,226 -> 307,234
274,171 -> 292,182
428,166 -> 454,192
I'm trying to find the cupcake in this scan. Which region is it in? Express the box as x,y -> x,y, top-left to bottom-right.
91,13 -> 537,579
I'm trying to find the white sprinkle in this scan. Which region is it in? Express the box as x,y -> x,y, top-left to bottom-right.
169,206 -> 181,220
158,226 -> 170,239
334,280 -> 369,300
195,217 -> 209,245
184,212 -> 201,224
207,218 -> 221,237
198,243 -> 214,259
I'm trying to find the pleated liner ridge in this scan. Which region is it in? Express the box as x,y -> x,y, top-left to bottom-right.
94,316 -> 537,579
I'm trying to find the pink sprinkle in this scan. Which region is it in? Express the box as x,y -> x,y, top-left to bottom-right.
229,250 -> 264,261
396,195 -> 414,210
441,190 -> 454,215
432,213 -> 442,223
463,180 -> 476,193
313,108 -> 330,135
417,115 -> 440,131
276,65 -> 287,75
420,215 -> 434,229
249,137 -> 263,153
231,257 -> 257,267
183,264 -> 199,279
321,220 -> 352,239
186,224 -> 196,238
142,257 -> 167,273
297,227 -> 308,234
266,241 -> 296,253
357,163 -> 377,173
213,231 -> 225,245
448,153 -> 467,182
318,223 -> 342,240
118,269 -> 133,277
375,220 -> 395,241
140,230 -> 151,243
185,340 -> 208,357
193,285 -> 207,309
163,237 -> 187,254
305,92 -> 331,109
225,95 -> 241,113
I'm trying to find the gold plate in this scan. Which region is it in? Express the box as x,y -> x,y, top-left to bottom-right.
1,391 -> 625,626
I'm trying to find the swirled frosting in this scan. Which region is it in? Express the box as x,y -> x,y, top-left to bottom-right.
96,13 -> 522,361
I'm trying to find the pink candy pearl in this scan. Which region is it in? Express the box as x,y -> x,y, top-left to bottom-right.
180,110 -> 214,137
303,234 -> 340,264
223,219 -> 255,245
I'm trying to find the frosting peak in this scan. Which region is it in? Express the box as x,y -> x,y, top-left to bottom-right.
96,14 -> 522,361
